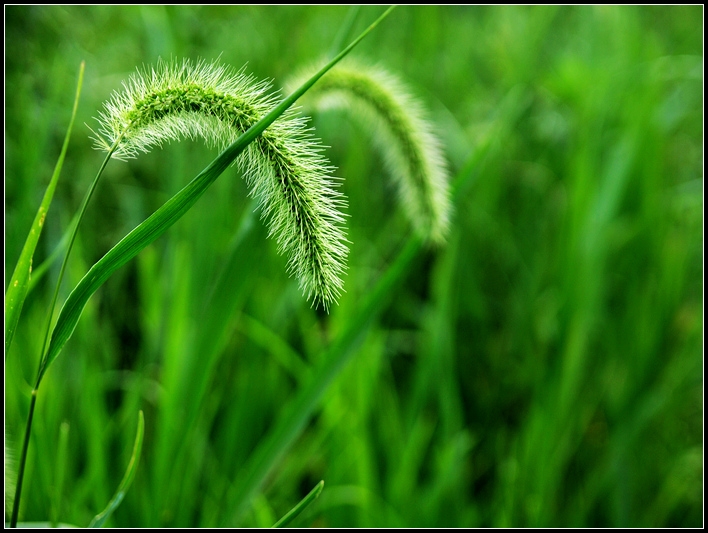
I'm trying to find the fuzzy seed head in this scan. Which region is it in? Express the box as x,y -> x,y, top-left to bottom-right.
94,58 -> 348,309
288,59 -> 452,245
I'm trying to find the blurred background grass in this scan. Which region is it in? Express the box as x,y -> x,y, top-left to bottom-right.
4,5 -> 703,527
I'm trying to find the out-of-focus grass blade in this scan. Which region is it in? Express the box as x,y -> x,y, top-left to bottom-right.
328,5 -> 361,57
272,480 -> 324,528
5,61 -> 85,355
50,422 -> 71,527
88,411 -> 144,528
226,235 -> 423,526
223,83 -> 526,527
39,5 -> 396,383
27,215 -> 75,295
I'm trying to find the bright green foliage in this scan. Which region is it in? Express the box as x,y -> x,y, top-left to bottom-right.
4,5 -> 702,529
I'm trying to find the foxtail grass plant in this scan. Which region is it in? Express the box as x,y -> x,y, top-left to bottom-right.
7,6 -> 703,528
5,6 -> 455,527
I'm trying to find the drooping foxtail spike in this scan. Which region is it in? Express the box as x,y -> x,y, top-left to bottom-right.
94,58 -> 348,309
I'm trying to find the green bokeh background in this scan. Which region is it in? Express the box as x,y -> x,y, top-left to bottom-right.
4,5 -> 703,527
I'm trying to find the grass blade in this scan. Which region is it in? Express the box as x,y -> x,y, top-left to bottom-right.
88,411 -> 145,528
5,61 -> 85,355
50,422 -> 71,527
27,214 -> 76,295
272,480 -> 325,528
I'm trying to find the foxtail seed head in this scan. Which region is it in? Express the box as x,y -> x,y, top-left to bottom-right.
288,60 -> 452,245
94,59 -> 348,309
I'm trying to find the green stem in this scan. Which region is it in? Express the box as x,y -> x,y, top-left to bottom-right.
272,480 -> 325,528
229,6 -> 396,155
9,390 -> 37,528
328,6 -> 361,58
10,135 -> 124,529
36,137 -> 123,381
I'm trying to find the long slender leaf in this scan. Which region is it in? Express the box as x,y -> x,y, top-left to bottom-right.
88,411 -> 145,528
50,422 -> 71,527
272,480 -> 325,528
39,6 -> 395,383
5,61 -> 85,355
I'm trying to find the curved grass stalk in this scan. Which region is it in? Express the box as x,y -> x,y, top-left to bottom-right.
94,58 -> 348,309
288,60 -> 452,244
88,411 -> 144,528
